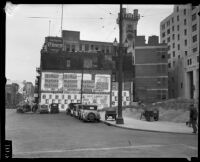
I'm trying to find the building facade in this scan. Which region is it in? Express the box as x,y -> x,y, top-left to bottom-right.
160,4 -> 199,100
35,8 -> 168,110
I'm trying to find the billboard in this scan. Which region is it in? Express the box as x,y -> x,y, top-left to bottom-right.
41,72 -> 63,92
45,36 -> 63,52
94,74 -> 111,92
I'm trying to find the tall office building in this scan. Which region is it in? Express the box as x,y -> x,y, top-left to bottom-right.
160,4 -> 199,100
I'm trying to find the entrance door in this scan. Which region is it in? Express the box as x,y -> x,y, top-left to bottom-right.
188,71 -> 194,99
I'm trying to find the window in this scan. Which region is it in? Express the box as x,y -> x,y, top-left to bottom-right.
66,59 -> 71,68
192,24 -> 197,32
49,94 -> 52,99
55,95 -> 59,99
190,58 -> 192,65
167,20 -> 170,26
66,44 -> 70,52
173,61 -> 175,67
192,35 -> 197,42
167,29 -> 170,34
172,34 -> 175,40
181,82 -> 183,88
168,45 -> 170,50
85,44 -> 89,51
177,34 -> 180,40
79,44 -> 82,51
52,99 -> 55,103
187,59 -> 190,65
184,19 -> 187,25
197,56 -> 199,63
173,43 -> 175,48
162,32 -> 165,38
161,24 -> 165,30
46,99 -> 49,104
173,51 -> 175,57
177,25 -> 179,31
112,73 -> 116,82
167,37 -> 170,42
178,44 -> 180,50
162,40 -> 165,43
172,26 -> 174,31
168,63 -> 171,68
183,9 -> 186,15
71,44 -> 75,52
192,47 -> 197,53
192,13 -> 196,21
184,39 -> 187,46
95,46 -> 99,51
161,54 -> 165,59
184,29 -> 187,35
168,53 -> 171,58
185,51 -> 187,56
91,44 -> 94,50
172,17 -> 174,23
177,6 -> 179,12
178,55 -> 180,59
177,15 -> 179,21
42,94 -> 46,99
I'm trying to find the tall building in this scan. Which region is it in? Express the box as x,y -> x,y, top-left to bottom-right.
160,4 -> 199,100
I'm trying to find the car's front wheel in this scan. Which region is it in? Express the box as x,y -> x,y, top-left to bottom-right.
87,113 -> 96,122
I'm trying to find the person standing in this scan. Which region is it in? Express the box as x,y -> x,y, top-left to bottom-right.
189,104 -> 198,134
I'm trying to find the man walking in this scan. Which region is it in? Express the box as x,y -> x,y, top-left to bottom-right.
189,104 -> 198,134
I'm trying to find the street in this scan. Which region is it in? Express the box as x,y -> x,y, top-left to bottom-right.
6,109 -> 198,158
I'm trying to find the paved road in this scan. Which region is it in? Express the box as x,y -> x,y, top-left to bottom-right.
5,109 -> 198,158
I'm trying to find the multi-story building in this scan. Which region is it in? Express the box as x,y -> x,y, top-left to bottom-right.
160,4 -> 199,100
35,8 -> 168,110
5,83 -> 20,107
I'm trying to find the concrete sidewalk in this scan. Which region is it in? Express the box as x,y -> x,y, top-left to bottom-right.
99,112 -> 197,135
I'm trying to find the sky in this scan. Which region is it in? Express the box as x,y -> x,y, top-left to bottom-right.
6,3 -> 174,84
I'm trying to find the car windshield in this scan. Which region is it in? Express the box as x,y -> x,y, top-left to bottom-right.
82,105 -> 97,110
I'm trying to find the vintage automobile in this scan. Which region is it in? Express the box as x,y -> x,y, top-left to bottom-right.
140,109 -> 159,121
50,103 -> 59,113
38,103 -> 49,114
16,102 -> 32,113
67,103 -> 81,116
105,110 -> 117,120
79,105 -> 100,122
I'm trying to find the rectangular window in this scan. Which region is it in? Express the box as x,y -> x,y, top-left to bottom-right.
91,44 -> 94,50
173,61 -> 175,67
177,34 -> 180,40
79,44 -> 82,51
168,45 -> 170,50
167,37 -> 170,43
190,58 -> 192,65
187,59 -> 190,65
167,20 -> 170,26
177,6 -> 179,12
185,51 -> 187,56
168,53 -> 171,58
192,35 -> 197,43
192,24 -> 197,32
173,51 -> 175,57
46,99 -> 49,104
178,44 -> 180,50
184,29 -> 187,35
167,29 -> 170,34
172,17 -> 174,23
172,34 -> 175,40
172,26 -> 174,31
85,44 -> 89,51
49,94 -> 52,99
177,25 -> 179,31
66,59 -> 71,68
181,82 -> 183,88
184,19 -> 187,25
177,15 -> 179,21
192,47 -> 197,53
184,39 -> 187,46
168,63 -> 171,68
71,44 -> 75,52
66,44 -> 70,52
178,55 -> 180,59
192,13 -> 196,21
162,32 -> 165,38
42,94 -> 46,99
55,95 -> 59,99
162,24 -> 165,30
183,9 -> 186,15
173,43 -> 175,48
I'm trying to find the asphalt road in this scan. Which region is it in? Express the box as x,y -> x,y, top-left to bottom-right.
5,109 -> 198,158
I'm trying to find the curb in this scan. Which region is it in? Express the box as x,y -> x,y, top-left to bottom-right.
100,120 -> 196,135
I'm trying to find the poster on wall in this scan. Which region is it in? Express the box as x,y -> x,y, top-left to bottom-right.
82,94 -> 110,109
63,73 -> 81,93
95,74 -> 111,92
41,72 -> 63,92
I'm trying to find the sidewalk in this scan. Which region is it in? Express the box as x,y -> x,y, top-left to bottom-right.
99,111 -> 197,135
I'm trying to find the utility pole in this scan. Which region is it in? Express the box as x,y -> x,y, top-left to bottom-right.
116,4 -> 124,124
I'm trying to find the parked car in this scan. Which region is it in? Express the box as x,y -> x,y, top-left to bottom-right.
73,104 -> 81,118
50,103 -> 59,113
16,102 -> 32,113
38,104 -> 49,114
80,105 -> 100,122
67,103 -> 81,116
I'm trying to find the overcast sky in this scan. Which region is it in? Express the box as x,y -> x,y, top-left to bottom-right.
6,3 -> 174,84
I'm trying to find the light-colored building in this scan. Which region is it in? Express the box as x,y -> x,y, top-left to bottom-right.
160,4 -> 199,100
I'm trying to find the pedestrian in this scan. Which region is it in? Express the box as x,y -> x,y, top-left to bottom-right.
189,104 -> 198,134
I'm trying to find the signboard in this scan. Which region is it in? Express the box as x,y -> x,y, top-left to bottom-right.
95,74 -> 110,92
41,72 -> 63,92
45,36 -> 63,52
83,80 -> 95,93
